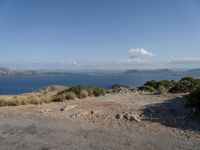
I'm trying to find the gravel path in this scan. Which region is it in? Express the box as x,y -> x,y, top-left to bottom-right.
0,92 -> 199,150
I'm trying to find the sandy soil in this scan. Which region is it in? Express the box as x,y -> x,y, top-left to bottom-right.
0,92 -> 199,150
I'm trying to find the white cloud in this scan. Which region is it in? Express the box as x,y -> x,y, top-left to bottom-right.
129,48 -> 154,57
114,58 -> 152,65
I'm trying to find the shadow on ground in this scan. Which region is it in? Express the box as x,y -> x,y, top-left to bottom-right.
142,96 -> 200,132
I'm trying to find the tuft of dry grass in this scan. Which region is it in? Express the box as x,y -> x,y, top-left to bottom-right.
0,85 -> 68,107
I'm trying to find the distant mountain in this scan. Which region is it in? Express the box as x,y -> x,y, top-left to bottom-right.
1,67 -> 200,77
0,67 -> 38,76
182,69 -> 200,76
0,67 -> 82,76
124,69 -> 179,76
124,69 -> 200,77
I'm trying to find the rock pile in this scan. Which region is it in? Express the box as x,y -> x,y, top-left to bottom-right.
115,112 -> 140,122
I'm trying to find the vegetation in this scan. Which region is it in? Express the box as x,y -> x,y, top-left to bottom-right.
54,85 -> 106,101
138,80 -> 176,93
138,77 -> 200,94
138,77 -> 200,113
112,84 -> 129,92
169,77 -> 200,93
1,77 -> 200,108
0,85 -> 106,107
157,85 -> 168,94
68,85 -> 105,97
187,87 -> 200,115
138,85 -> 155,92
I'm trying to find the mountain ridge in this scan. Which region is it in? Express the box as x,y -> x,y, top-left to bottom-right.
1,67 -> 200,77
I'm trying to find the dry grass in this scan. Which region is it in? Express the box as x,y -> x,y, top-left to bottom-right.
0,85 -> 106,107
0,85 -> 68,107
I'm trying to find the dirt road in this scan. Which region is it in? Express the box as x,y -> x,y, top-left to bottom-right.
0,92 -> 199,150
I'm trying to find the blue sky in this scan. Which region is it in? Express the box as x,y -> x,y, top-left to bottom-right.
0,0 -> 200,70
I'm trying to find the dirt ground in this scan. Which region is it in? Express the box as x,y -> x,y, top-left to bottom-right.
0,92 -> 199,150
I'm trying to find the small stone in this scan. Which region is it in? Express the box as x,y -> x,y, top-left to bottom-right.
123,113 -> 131,120
70,114 -> 77,118
60,105 -> 77,111
131,115 -> 141,122
91,110 -> 95,114
115,114 -> 122,119
129,116 -> 135,121
123,113 -> 140,122
60,108 -> 65,111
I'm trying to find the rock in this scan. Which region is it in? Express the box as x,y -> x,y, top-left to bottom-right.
60,105 -> 77,111
115,114 -> 123,119
123,113 -> 131,120
60,107 -> 65,111
70,114 -> 77,118
123,113 -> 140,122
131,115 -> 141,122
90,110 -> 95,114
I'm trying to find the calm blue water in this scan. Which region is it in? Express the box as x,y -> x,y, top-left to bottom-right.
0,74 -> 183,95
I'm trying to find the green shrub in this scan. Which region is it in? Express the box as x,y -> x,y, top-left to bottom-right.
141,77 -> 200,94
187,87 -> 200,114
144,80 -> 158,89
53,91 -> 77,101
158,80 -> 176,90
68,85 -> 93,96
141,80 -> 176,93
169,77 -> 200,93
56,85 -> 106,99
93,88 -> 105,96
138,85 -> 155,92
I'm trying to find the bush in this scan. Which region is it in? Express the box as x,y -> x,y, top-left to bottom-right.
187,87 -> 200,114
78,90 -> 88,98
158,80 -> 176,90
93,88 -> 105,96
52,95 -> 65,102
56,85 -> 106,100
144,80 -> 158,89
169,77 -> 200,93
157,85 -> 168,94
65,91 -> 77,100
140,77 -> 200,94
138,85 -> 155,92
141,80 -> 176,93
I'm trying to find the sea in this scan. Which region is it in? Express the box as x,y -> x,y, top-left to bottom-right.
0,74 -> 183,95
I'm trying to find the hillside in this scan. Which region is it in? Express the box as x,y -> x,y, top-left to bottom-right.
124,69 -> 179,75
0,67 -> 81,76
124,68 -> 200,77
1,67 -> 200,77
